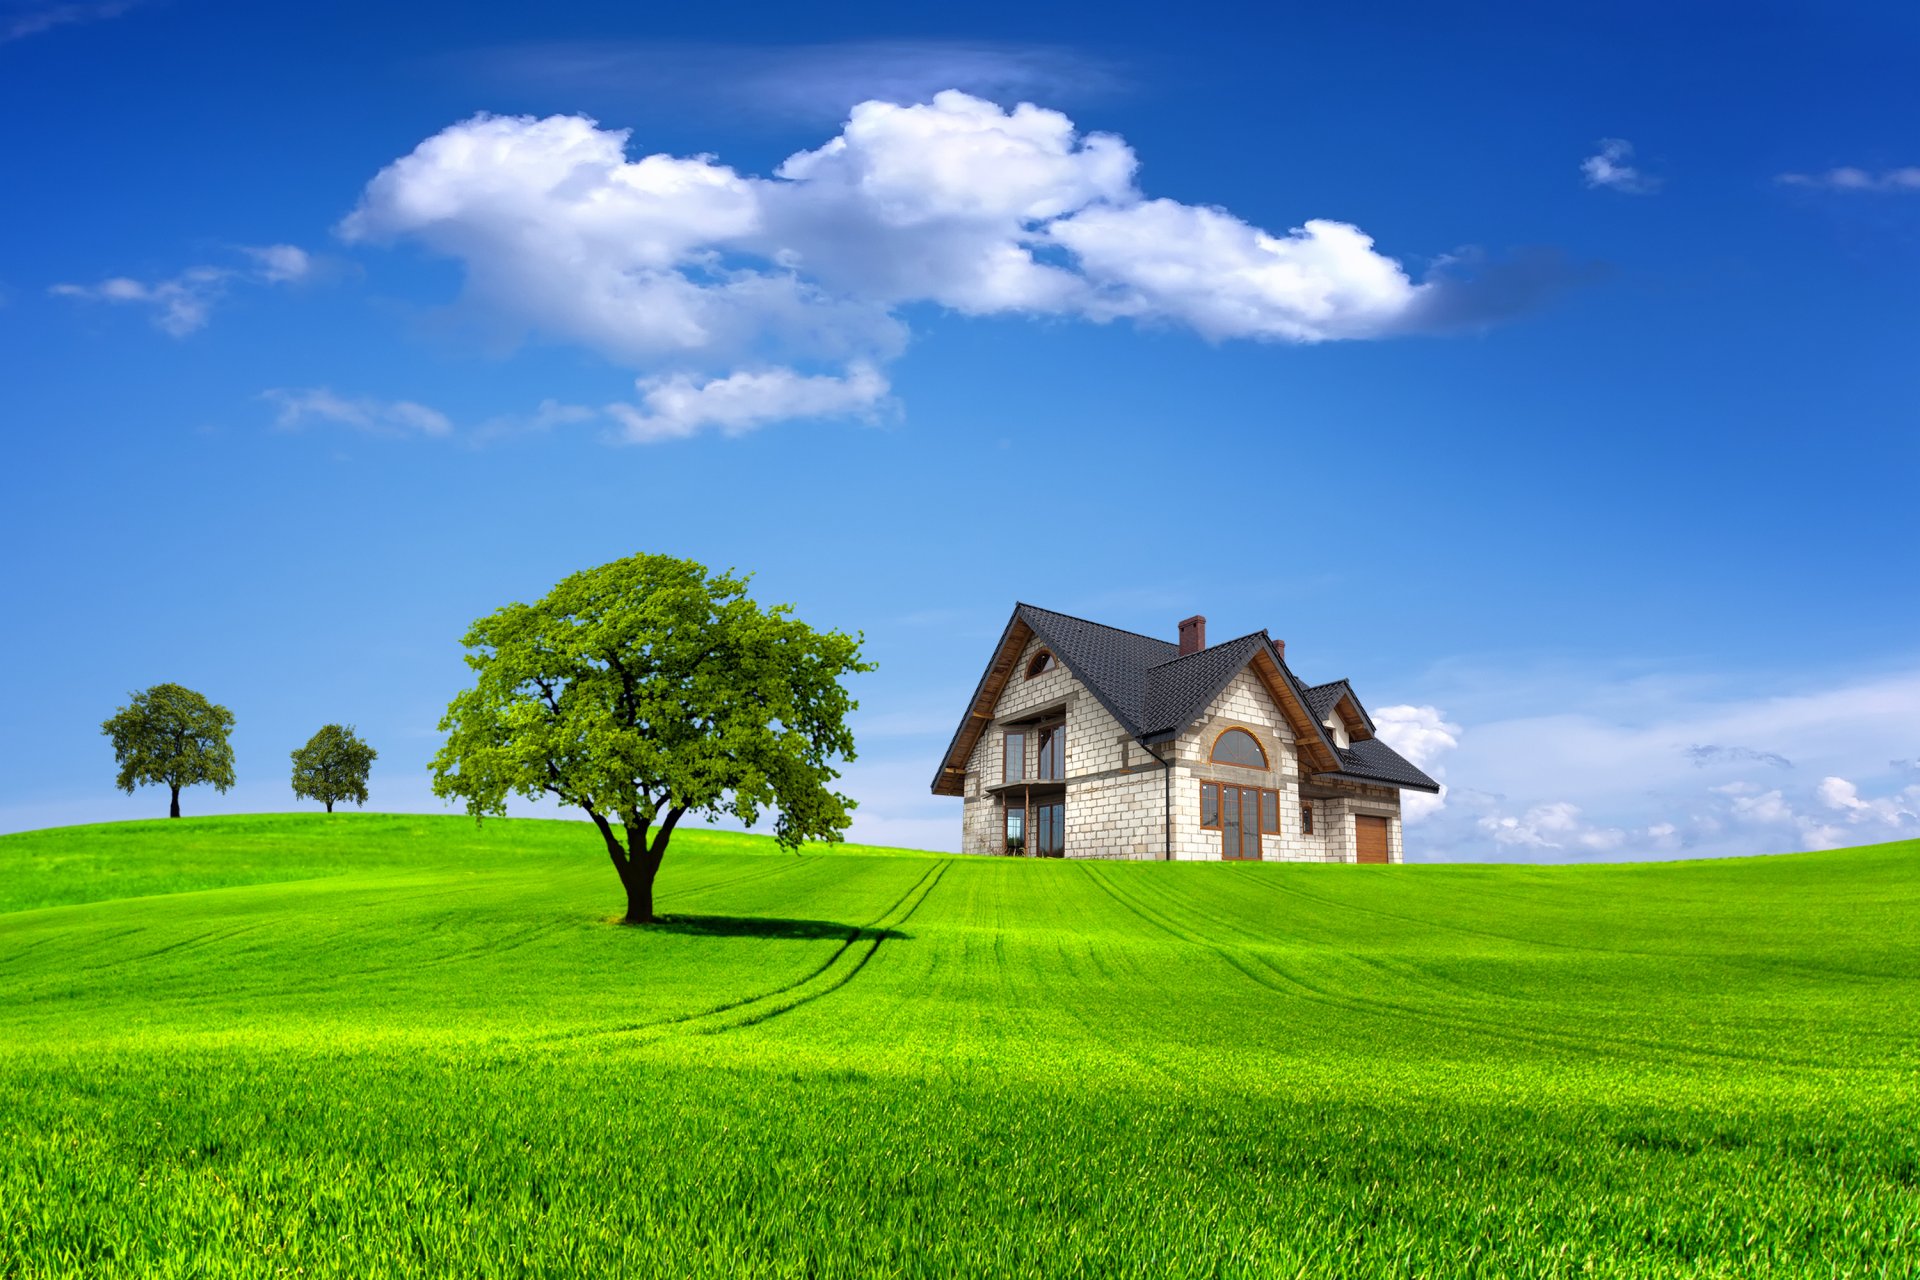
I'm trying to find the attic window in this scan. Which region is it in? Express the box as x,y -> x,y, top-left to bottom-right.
1210,728 -> 1268,769
1026,651 -> 1057,679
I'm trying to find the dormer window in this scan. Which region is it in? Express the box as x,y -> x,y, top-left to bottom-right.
1209,728 -> 1268,769
1322,718 -> 1350,749
1026,651 -> 1057,679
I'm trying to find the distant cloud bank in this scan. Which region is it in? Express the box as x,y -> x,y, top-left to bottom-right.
1380,663 -> 1920,860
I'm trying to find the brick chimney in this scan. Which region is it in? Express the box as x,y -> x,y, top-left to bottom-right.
1272,637 -> 1285,662
1177,614 -> 1207,655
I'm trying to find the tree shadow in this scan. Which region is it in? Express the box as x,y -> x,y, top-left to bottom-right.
647,914 -> 907,942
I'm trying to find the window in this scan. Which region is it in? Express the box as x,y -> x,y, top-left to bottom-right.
1026,651 -> 1057,679
1301,803 -> 1314,835
1033,800 -> 1065,856
1036,723 -> 1065,780
1210,728 -> 1268,769
1003,730 -> 1025,782
1202,783 -> 1278,843
1005,803 -> 1025,850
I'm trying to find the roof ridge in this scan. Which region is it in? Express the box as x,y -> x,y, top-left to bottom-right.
1145,630 -> 1268,671
1016,602 -> 1179,650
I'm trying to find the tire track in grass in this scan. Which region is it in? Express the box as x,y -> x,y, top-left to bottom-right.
561,861 -> 949,1043
1108,865 -> 1832,1069
698,860 -> 951,1035
72,921 -> 273,971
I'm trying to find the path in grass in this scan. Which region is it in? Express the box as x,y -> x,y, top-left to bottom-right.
1,815 -> 1916,1277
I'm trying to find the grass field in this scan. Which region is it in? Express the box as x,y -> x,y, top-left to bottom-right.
1,814 -> 1916,1278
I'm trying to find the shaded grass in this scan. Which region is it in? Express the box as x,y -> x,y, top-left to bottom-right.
1,816 -> 1916,1277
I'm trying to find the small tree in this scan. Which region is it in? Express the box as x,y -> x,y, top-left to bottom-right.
101,683 -> 237,818
290,724 -> 377,813
430,554 -> 872,924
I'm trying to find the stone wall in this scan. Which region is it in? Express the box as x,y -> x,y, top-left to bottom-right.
958,631 -> 1167,857
953,635 -> 1405,862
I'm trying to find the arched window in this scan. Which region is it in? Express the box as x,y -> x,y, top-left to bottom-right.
1026,651 -> 1057,679
1210,727 -> 1268,769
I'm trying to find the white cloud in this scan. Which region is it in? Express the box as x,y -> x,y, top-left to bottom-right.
1817,774 -> 1920,828
1372,703 -> 1460,821
264,388 -> 454,437
1476,800 -> 1627,852
1581,138 -> 1660,194
1052,204 -> 1422,340
51,243 -> 312,336
240,243 -> 312,283
340,92 -> 1511,439
602,362 -> 890,444
1776,166 -> 1920,192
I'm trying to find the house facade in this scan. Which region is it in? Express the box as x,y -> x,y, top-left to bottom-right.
931,604 -> 1440,862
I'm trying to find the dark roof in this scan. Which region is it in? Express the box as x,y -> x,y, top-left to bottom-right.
1302,680 -> 1345,722
1139,632 -> 1271,738
1328,738 -> 1441,793
1014,604 -> 1176,738
1302,678 -> 1377,735
933,603 -> 1439,794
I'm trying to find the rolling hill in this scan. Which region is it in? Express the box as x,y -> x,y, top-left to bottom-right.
1,815 -> 1915,1277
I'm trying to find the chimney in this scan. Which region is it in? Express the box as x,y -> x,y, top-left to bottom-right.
1272,637 -> 1285,662
1178,614 -> 1207,656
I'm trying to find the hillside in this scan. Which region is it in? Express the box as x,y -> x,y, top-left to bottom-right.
1,815 -> 1915,1277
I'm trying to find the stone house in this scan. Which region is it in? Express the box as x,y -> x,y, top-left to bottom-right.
930,604 -> 1440,862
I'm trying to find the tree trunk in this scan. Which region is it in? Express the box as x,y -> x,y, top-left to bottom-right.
623,867 -> 656,926
169,785 -> 181,819
326,799 -> 334,814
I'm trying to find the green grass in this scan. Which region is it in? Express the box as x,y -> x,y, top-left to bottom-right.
1,814 -> 1915,1278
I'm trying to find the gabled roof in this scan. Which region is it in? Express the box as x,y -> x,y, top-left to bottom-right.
1302,678 -> 1375,740
1140,633 -> 1272,738
930,603 -> 1438,796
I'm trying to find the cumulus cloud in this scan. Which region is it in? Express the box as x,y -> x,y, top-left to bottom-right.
51,244 -> 312,336
341,92 -> 1533,440
1372,704 -> 1460,821
1817,775 -> 1920,828
1776,166 -> 1920,192
1476,800 -> 1629,853
264,388 -> 453,437
602,362 -> 890,443
1581,138 -> 1660,194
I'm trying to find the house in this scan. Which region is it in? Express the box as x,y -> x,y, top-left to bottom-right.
930,604 -> 1440,862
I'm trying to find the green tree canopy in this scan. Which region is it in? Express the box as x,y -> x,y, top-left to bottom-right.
100,683 -> 236,818
430,554 -> 872,924
290,724 -> 377,813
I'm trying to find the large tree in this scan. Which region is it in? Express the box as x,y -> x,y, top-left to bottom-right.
290,724 -> 377,813
430,554 -> 872,924
100,683 -> 237,818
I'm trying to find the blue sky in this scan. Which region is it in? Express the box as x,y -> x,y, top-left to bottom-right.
4,0 -> 1917,858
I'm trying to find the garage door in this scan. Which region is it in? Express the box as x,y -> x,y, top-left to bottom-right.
1355,815 -> 1390,864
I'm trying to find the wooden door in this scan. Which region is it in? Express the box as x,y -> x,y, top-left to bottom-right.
1355,815 -> 1390,864
1221,787 -> 1262,860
